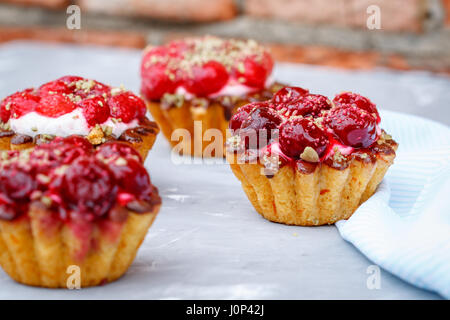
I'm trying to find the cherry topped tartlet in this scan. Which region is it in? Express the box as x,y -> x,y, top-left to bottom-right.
0,136 -> 161,288
0,76 -> 159,160
141,36 -> 284,157
226,87 -> 397,226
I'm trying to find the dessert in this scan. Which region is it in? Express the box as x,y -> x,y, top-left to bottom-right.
0,76 -> 159,160
141,36 -> 283,157
226,87 -> 397,226
0,136 -> 161,288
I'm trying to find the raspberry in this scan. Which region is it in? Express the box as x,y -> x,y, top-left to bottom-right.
326,105 -> 378,148
79,96 -> 110,126
333,92 -> 380,123
36,94 -> 77,117
272,86 -> 309,104
184,61 -> 229,96
275,94 -> 332,118
279,118 -> 329,159
240,106 -> 283,149
229,102 -> 266,131
39,80 -> 72,96
1,90 -> 40,121
233,53 -> 273,89
109,92 -> 146,123
54,157 -> 117,220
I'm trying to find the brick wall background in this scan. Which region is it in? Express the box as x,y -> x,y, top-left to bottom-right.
0,0 -> 449,74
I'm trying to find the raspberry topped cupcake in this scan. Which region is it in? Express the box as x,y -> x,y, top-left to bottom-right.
0,76 -> 159,160
226,87 -> 397,226
0,136 -> 161,288
141,36 -> 283,157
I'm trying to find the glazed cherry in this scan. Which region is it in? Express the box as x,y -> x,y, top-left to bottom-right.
96,141 -> 142,162
275,94 -> 332,118
184,61 -> 229,96
234,53 -> 273,89
240,106 -> 283,149
279,118 -> 329,159
326,106 -> 378,148
107,158 -> 153,202
61,135 -> 93,152
1,89 -> 40,121
79,96 -> 110,126
56,157 -> 117,220
0,163 -> 35,202
36,94 -> 76,117
109,92 -> 146,123
333,92 -> 380,123
272,86 -> 309,104
229,102 -> 265,131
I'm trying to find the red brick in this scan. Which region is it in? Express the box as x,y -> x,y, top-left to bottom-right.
0,27 -> 146,48
77,0 -> 236,22
245,0 -> 424,32
443,0 -> 450,27
0,0 -> 69,9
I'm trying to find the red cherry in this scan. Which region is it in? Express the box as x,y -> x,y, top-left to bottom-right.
272,86 -> 309,104
279,118 -> 329,159
184,61 -> 229,96
58,75 -> 84,84
333,92 -> 380,123
229,102 -> 266,131
275,94 -> 332,118
107,157 -> 153,201
1,90 -> 40,121
36,94 -> 76,118
109,92 -> 145,123
39,80 -> 72,96
62,135 -> 93,152
326,106 -> 378,148
55,157 -> 117,220
234,53 -> 273,89
79,96 -> 110,126
96,142 -> 142,163
240,106 -> 283,149
0,163 -> 35,202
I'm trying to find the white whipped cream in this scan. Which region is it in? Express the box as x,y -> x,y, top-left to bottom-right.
175,75 -> 275,99
9,108 -> 138,138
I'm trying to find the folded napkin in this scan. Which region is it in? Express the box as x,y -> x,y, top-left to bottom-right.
336,142 -> 450,298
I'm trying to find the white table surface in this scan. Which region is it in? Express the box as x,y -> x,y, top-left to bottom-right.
0,41 -> 448,299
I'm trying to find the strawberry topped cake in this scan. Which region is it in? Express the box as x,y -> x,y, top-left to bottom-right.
0,76 -> 159,160
141,36 -> 283,157
0,136 -> 161,288
226,87 -> 397,226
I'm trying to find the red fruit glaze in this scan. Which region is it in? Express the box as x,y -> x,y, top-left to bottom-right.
96,141 -> 142,162
272,86 -> 309,104
79,96 -> 110,126
326,106 -> 378,148
109,92 -> 146,123
279,118 -> 329,159
184,61 -> 229,96
275,94 -> 332,118
333,92 -> 380,123
240,106 -> 282,149
229,102 -> 265,131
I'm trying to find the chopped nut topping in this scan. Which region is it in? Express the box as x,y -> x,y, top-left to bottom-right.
300,147 -> 319,163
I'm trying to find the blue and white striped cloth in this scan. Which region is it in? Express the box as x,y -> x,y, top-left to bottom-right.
336,110 -> 450,299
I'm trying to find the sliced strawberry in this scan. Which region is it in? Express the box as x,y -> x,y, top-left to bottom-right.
109,92 -> 145,123
36,94 -> 77,118
233,53 -> 273,89
39,80 -> 73,97
184,61 -> 229,96
79,96 -> 110,126
2,89 -> 40,120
